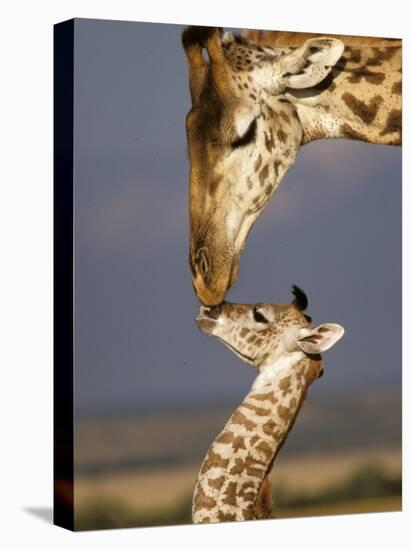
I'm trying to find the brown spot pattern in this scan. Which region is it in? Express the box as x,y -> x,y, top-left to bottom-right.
345,47 -> 361,64
229,456 -> 266,477
255,440 -> 273,459
250,435 -> 259,446
231,435 -> 247,452
279,110 -> 290,125
346,67 -> 385,85
222,481 -> 238,506
279,375 -> 292,394
242,402 -> 271,416
242,508 -> 255,520
250,392 -> 278,405
366,46 -> 397,65
273,160 -> 281,178
200,448 -> 230,475
259,165 -> 269,187
254,153 -> 262,172
379,109 -> 401,138
262,418 -> 277,437
208,475 -> 225,490
341,92 -> 383,124
231,410 -> 257,431
277,128 -> 287,142
216,431 -> 233,445
289,396 -> 297,408
193,483 -> 216,511
217,510 -> 237,522
341,123 -> 369,142
277,404 -> 293,421
216,430 -> 246,452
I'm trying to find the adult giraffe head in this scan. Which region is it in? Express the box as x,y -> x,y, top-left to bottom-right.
182,26 -> 344,305
182,26 -> 401,305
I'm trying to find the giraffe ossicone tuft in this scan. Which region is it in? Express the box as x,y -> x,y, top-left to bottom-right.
291,285 -> 308,311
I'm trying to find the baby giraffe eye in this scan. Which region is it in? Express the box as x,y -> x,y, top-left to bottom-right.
253,306 -> 268,324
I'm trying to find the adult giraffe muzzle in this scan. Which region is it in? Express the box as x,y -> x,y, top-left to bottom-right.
182,26 -> 401,306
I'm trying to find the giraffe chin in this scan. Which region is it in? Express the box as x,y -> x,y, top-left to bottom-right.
195,316 -> 216,336
196,304 -> 222,335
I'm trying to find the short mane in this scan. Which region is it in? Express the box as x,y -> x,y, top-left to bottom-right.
241,29 -> 401,48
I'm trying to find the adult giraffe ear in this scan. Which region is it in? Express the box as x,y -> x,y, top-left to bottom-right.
279,37 -> 344,90
296,323 -> 345,354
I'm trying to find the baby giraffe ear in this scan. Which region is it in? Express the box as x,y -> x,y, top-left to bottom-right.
280,37 -> 344,90
297,323 -> 345,354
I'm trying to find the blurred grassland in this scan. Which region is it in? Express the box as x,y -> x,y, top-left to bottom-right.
74,391 -> 401,530
75,462 -> 401,530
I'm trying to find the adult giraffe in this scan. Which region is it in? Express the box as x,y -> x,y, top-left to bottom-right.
182,27 -> 402,305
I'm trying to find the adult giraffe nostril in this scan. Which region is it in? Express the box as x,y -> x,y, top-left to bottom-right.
197,249 -> 210,279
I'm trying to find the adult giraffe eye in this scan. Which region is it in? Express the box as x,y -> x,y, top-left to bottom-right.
197,249 -> 210,278
253,307 -> 268,324
231,118 -> 257,149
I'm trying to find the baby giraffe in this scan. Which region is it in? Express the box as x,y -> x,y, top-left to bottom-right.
193,286 -> 344,523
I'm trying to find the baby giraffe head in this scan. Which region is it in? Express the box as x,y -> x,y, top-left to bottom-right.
196,286 -> 344,370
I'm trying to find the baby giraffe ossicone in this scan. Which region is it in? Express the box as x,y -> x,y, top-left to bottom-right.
193,286 -> 344,523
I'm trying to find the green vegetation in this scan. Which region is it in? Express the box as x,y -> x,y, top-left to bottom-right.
75,495 -> 191,530
273,463 -> 401,510
75,463 -> 401,530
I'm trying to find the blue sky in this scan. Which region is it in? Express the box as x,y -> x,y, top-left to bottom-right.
73,19 -> 401,413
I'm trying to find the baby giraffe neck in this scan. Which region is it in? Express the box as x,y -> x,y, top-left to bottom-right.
192,355 -> 317,523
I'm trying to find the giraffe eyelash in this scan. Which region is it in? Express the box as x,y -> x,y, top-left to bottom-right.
231,118 -> 257,148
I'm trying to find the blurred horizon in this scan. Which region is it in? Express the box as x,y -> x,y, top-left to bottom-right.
74,386 -> 401,529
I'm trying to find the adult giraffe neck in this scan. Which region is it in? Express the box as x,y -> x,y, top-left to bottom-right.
192,355 -> 322,523
286,44 -> 402,145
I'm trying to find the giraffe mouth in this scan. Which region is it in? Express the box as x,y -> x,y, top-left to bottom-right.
196,306 -> 220,335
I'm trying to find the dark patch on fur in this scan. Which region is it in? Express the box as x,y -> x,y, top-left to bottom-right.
366,46 -> 398,66
379,109 -> 402,138
341,123 -> 369,142
259,165 -> 269,187
254,154 -> 262,172
341,92 -> 383,124
273,160 -> 281,178
279,110 -> 291,125
346,67 -> 385,85
345,47 -> 361,64
208,175 -> 223,196
217,510 -> 237,522
277,128 -> 287,142
221,481 -> 238,506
